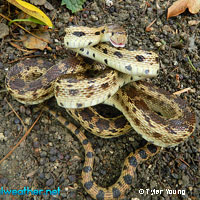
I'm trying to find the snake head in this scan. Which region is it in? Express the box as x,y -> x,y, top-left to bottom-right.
107,24 -> 127,47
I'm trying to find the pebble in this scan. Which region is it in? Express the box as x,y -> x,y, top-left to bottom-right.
46,178 -> 54,186
150,180 -> 157,189
0,177 -> 8,184
14,118 -> 20,124
0,23 -> 9,39
60,192 -> 67,198
30,0 -> 46,5
0,62 -> 4,69
65,154 -> 71,161
109,6 -> 115,13
182,175 -> 189,186
25,117 -> 32,125
68,191 -> 76,198
91,15 -> 98,21
171,173 -> 179,179
155,42 -> 162,47
19,105 -> 26,114
40,151 -> 47,157
0,132 -> 7,142
50,156 -> 57,162
44,1 -> 54,10
25,108 -> 31,115
68,175 -> 76,183
39,173 -> 45,179
49,148 -> 57,155
33,141 -> 40,148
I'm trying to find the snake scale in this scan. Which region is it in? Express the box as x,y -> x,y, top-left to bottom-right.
5,25 -> 196,199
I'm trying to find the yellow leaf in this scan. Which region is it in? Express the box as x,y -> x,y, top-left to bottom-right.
7,0 -> 53,28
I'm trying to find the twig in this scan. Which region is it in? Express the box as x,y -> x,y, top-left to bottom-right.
9,41 -> 36,54
173,88 -> 192,95
146,19 -> 156,32
0,110 -> 43,165
7,54 -> 44,64
178,158 -> 190,168
5,98 -> 26,129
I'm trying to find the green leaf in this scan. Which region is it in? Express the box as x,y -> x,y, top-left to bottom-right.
61,0 -> 86,13
8,16 -> 46,26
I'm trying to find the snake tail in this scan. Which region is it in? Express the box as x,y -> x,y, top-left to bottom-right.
43,105 -> 161,200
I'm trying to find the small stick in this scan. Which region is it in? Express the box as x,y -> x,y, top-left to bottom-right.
5,98 -> 26,129
173,88 -> 192,95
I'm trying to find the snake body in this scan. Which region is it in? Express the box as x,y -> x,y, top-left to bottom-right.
5,25 -> 196,199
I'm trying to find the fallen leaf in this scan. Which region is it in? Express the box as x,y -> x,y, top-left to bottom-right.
6,0 -> 53,28
187,0 -> 200,13
167,0 -> 200,19
21,31 -> 50,50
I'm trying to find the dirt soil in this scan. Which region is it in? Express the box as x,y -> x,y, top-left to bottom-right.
0,0 -> 199,200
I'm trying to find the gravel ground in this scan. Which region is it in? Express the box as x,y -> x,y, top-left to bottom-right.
0,0 -> 199,200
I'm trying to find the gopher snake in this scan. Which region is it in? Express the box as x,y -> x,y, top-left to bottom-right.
5,25 -> 196,199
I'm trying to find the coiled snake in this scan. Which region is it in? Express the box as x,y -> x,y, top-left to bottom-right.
6,25 -> 196,199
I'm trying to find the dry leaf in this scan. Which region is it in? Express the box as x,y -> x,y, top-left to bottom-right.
21,31 -> 50,50
188,0 -> 200,13
7,0 -> 53,27
167,0 -> 200,19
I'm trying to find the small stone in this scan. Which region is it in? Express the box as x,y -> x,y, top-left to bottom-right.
58,153 -> 64,160
49,148 -> 57,155
68,175 -> 76,183
50,156 -> 57,162
44,1 -> 54,10
68,191 -> 76,198
0,62 -> 4,69
19,105 -> 26,114
178,180 -> 183,185
171,173 -> 179,179
0,177 -> 8,184
109,6 -> 115,13
25,108 -> 31,115
155,42 -> 162,47
46,178 -> 54,186
39,158 -> 46,165
14,118 -> 20,124
30,0 -> 46,6
60,192 -> 67,198
40,151 -> 47,157
188,186 -> 193,191
65,154 -> 71,161
182,175 -> 189,186
0,23 -> 9,39
39,173 -> 45,179
150,180 -> 157,189
0,133 -> 7,142
33,141 -> 40,148
91,15 -> 98,21
25,117 -> 32,125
